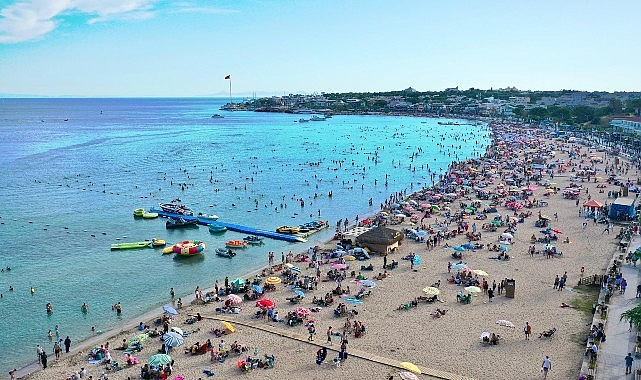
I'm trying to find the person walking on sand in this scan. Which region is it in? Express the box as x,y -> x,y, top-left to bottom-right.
524,322 -> 532,340
541,355 -> 551,378
625,352 -> 634,374
64,336 -> 71,353
327,326 -> 333,345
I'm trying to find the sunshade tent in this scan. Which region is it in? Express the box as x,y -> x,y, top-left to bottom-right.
227,294 -> 242,304
231,278 -> 245,287
222,321 -> 235,333
356,227 -> 404,254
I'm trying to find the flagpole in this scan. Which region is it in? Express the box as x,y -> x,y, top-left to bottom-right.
229,78 -> 232,104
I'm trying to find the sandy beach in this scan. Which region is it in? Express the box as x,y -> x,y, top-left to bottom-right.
18,121 -> 636,380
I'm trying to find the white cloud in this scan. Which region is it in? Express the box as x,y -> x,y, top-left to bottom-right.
0,0 -> 159,43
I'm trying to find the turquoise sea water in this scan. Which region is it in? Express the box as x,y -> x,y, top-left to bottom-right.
0,98 -> 490,373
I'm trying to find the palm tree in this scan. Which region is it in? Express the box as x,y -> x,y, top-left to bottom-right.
620,303 -> 641,329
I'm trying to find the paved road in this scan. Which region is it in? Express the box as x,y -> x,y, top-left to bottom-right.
597,235 -> 641,380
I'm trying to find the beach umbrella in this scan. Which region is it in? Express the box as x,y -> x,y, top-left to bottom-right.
472,269 -> 489,277
294,289 -> 306,298
451,262 -> 468,270
359,280 -> 376,288
129,333 -> 149,345
290,266 -> 302,273
480,331 -> 491,341
501,233 -> 513,239
453,246 -> 466,252
344,298 -> 363,304
295,307 -> 311,317
163,332 -> 184,347
148,354 -> 172,366
416,230 -> 428,237
162,305 -> 178,316
422,287 -> 440,296
496,320 -> 515,328
265,276 -> 282,285
226,294 -> 243,304
231,278 -> 245,287
256,299 -> 276,309
399,362 -> 422,375
170,326 -> 184,335
399,372 -> 419,380
343,255 -> 356,261
331,263 -> 348,270
460,267 -> 473,272
252,284 -> 263,294
465,286 -> 482,294
222,321 -> 235,333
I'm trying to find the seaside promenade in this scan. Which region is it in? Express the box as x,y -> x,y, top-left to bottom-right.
597,235 -> 641,379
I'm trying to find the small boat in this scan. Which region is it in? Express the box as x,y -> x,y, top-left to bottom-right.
159,202 -> 193,216
211,114 -> 224,119
166,217 -> 199,229
208,223 -> 227,233
226,240 -> 248,248
172,240 -> 206,256
243,235 -> 264,245
276,226 -> 300,234
110,241 -> 153,250
310,115 -> 326,121
198,213 -> 219,221
298,118 -> 309,123
151,238 -> 166,247
133,208 -> 146,217
142,211 -> 158,219
216,248 -> 236,258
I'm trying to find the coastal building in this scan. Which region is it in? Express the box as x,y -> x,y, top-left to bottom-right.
610,117 -> 641,133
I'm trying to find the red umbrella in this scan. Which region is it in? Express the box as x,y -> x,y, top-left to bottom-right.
256,299 -> 276,309
295,307 -> 311,317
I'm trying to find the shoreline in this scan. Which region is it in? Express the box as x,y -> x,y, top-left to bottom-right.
20,117 -> 624,378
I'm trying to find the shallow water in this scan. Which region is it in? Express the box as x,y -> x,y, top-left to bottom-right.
0,98 -> 489,372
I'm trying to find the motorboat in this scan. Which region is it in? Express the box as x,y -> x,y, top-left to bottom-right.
151,238 -> 166,247
310,115 -> 326,121
216,248 -> 236,258
110,241 -> 152,250
197,212 -> 219,221
211,114 -> 224,119
226,240 -> 248,248
276,226 -> 300,234
243,235 -> 264,245
172,240 -> 206,257
142,211 -> 158,219
298,118 -> 309,123
159,202 -> 193,216
166,217 -> 198,229
208,223 -> 227,233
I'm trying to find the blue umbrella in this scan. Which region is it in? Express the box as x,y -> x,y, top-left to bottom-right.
345,298 -> 363,304
451,262 -> 468,270
290,266 -> 301,274
163,332 -> 184,347
499,245 -> 509,252
253,284 -> 263,294
453,246 -> 466,252
162,305 -> 178,316
360,280 -> 376,288
294,289 -> 305,298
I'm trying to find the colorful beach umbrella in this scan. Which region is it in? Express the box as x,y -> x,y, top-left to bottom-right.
294,289 -> 306,298
265,276 -> 282,285
452,246 -> 466,252
222,321 -> 235,333
148,354 -> 172,366
399,362 -> 422,375
163,332 -> 184,347
226,294 -> 243,304
343,255 -> 356,261
295,307 -> 311,317
252,284 -> 263,294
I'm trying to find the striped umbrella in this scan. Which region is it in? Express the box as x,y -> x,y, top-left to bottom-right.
163,332 -> 184,347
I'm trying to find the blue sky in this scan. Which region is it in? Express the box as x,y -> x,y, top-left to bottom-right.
0,0 -> 639,97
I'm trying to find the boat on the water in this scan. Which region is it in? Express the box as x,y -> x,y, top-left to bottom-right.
159,202 -> 193,216
298,118 -> 309,123
166,217 -> 199,229
437,121 -> 461,126
310,115 -> 326,121
110,241 -> 152,250
133,208 -> 146,217
142,211 -> 158,219
208,223 -> 227,233
215,248 -> 236,258
198,212 -> 219,221
211,114 -> 224,119
151,238 -> 166,247
172,240 -> 206,257
243,235 -> 264,245
276,225 -> 300,234
225,240 -> 248,248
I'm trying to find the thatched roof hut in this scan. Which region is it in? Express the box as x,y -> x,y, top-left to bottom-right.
356,227 -> 404,255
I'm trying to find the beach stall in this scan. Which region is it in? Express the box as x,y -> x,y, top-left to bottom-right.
608,197 -> 637,221
355,227 -> 404,254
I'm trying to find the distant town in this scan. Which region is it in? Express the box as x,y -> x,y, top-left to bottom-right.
223,87 -> 641,131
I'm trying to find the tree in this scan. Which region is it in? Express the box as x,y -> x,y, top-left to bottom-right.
621,302 -> 641,329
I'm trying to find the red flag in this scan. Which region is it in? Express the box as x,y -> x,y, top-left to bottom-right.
224,75 -> 231,80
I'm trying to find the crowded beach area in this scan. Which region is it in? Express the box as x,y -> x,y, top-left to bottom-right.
18,120 -> 639,380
